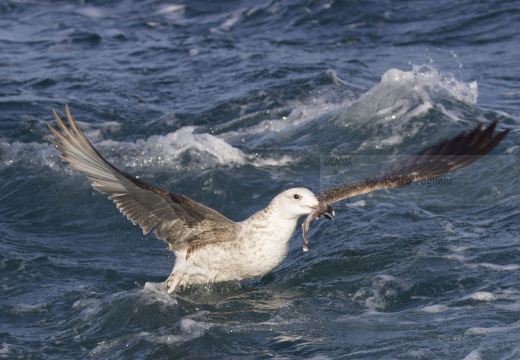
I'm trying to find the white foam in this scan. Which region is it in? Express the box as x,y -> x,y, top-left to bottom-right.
352,274 -> 412,310
250,154 -> 295,167
5,117 -> 311,177
132,126 -> 246,166
74,6 -> 105,18
421,304 -> 450,313
1,140 -> 53,169
477,263 -> 520,271
88,337 -> 125,357
380,65 -> 478,105
136,313 -> 214,347
0,343 -> 12,355
72,297 -> 104,320
465,326 -> 508,336
441,221 -> 456,234
462,350 -> 482,360
141,282 -> 178,306
144,317 -> 214,344
11,125 -> 247,174
11,303 -> 48,313
155,4 -> 186,15
463,291 -> 496,302
354,64 -> 478,149
211,10 -> 244,32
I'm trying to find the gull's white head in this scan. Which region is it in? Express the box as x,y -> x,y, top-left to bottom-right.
272,187 -> 319,220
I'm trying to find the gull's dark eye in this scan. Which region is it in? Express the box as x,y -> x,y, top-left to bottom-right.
293,194 -> 301,200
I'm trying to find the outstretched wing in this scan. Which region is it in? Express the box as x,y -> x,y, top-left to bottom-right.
302,121 -> 508,250
48,106 -> 239,256
318,120 -> 508,204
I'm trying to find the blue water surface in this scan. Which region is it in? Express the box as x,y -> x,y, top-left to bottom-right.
1,0 -> 520,359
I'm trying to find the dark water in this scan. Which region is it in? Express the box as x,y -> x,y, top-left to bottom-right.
1,0 -> 520,359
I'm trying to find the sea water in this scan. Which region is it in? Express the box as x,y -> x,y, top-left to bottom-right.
1,1 -> 519,358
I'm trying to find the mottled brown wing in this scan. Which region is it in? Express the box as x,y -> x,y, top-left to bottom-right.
301,120 -> 508,251
317,120 -> 508,206
48,106 -> 239,254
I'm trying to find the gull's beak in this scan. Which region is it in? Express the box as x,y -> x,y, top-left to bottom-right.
320,205 -> 335,221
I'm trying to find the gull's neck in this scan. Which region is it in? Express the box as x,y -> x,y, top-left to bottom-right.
240,200 -> 300,245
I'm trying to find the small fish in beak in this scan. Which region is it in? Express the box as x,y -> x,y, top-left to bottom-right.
301,204 -> 335,251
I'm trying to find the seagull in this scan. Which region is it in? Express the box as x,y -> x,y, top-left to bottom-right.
48,106 -> 508,293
